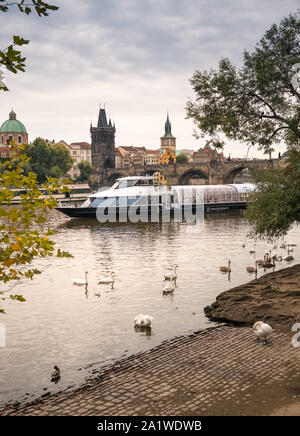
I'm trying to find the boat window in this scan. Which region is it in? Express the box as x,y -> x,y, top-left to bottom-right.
90,197 -> 117,207
117,180 -> 138,189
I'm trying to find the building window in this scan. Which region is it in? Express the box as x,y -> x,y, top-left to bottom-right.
18,136 -> 22,143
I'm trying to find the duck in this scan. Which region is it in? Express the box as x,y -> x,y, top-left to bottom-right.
164,265 -> 178,281
253,321 -> 273,344
246,261 -> 258,273
51,366 -> 60,382
134,314 -> 153,328
72,271 -> 88,286
98,272 -> 115,285
163,278 -> 176,294
219,261 -> 231,273
283,254 -> 294,261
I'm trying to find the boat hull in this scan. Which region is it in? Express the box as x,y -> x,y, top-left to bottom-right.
56,202 -> 247,219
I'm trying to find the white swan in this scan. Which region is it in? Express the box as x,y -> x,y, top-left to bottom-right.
253,321 -> 273,344
164,265 -> 178,281
163,278 -> 176,293
72,271 -> 88,286
98,272 -> 115,284
134,314 -> 153,327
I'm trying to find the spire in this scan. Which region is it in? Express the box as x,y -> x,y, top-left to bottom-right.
161,112 -> 174,138
165,113 -> 171,136
97,108 -> 108,128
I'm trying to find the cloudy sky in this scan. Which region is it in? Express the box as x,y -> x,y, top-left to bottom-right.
0,0 -> 298,158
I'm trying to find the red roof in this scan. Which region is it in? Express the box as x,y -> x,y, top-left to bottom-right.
121,146 -> 147,153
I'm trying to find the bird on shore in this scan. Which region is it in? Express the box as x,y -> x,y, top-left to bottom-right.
163,278 -> 176,294
134,314 -> 153,328
51,366 -> 61,382
253,321 -> 273,344
219,261 -> 231,273
72,271 -> 88,286
246,261 -> 258,273
98,272 -> 115,285
164,265 -> 178,281
250,249 -> 256,254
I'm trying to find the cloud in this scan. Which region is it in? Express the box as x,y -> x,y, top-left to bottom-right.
0,0 -> 298,157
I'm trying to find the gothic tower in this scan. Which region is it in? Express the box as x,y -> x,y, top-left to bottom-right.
160,113 -> 176,152
90,107 -> 116,171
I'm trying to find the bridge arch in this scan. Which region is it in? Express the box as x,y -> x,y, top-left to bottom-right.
107,172 -> 124,185
179,168 -> 208,185
223,166 -> 255,184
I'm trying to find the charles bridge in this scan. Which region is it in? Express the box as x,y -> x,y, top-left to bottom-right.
96,158 -> 283,186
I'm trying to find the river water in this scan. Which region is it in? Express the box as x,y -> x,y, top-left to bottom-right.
0,211 -> 299,407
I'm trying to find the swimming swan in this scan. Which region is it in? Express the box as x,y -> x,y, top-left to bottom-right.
134,314 -> 153,327
98,272 -> 115,284
164,265 -> 178,281
220,261 -> 231,273
72,271 -> 88,285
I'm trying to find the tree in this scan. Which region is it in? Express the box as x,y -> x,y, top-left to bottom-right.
0,145 -> 71,314
0,0 -> 58,91
186,13 -> 300,153
77,161 -> 93,183
176,153 -> 189,164
245,149 -> 300,240
186,13 -> 300,238
25,138 -> 73,183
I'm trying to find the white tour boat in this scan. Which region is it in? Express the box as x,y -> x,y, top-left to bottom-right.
55,176 -> 255,219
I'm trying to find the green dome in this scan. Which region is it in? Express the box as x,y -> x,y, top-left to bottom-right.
0,110 -> 27,134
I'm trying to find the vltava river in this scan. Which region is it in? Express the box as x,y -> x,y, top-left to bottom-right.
0,212 -> 299,407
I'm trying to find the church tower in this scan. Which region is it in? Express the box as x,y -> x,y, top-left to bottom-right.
160,113 -> 176,152
90,107 -> 116,171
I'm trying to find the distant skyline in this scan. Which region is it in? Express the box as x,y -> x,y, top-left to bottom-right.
0,0 -> 298,158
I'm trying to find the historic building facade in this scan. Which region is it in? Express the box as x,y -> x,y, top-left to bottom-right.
0,110 -> 28,145
90,108 -> 115,171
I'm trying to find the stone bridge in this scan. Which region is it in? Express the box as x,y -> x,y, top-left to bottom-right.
96,159 -> 284,186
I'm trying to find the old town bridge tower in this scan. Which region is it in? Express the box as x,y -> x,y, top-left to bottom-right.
90,107 -> 116,171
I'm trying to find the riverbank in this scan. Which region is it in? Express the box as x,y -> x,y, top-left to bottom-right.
204,264 -> 300,331
2,324 -> 300,416
2,265 -> 300,416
